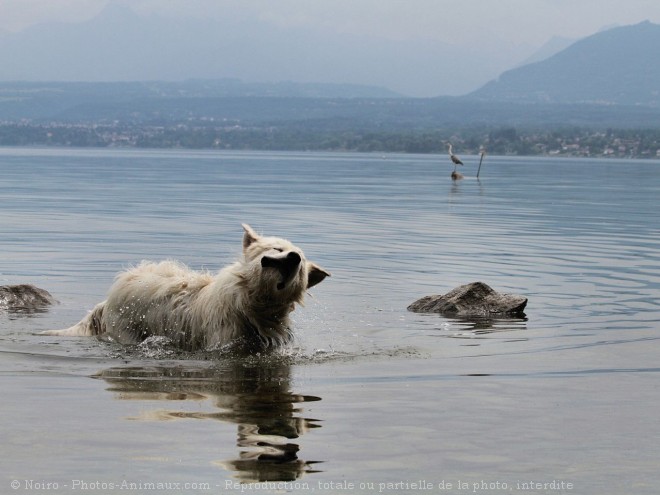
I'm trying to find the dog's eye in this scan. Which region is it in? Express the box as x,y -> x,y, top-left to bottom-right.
273,248 -> 284,253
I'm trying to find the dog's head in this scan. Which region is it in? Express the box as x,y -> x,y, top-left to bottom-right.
241,224 -> 330,302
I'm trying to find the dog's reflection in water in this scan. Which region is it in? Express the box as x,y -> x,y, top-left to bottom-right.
96,360 -> 322,482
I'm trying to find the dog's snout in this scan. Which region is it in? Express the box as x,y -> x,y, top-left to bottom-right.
261,251 -> 303,291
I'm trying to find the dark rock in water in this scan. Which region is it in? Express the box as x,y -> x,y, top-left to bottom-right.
407,282 -> 527,317
0,284 -> 57,314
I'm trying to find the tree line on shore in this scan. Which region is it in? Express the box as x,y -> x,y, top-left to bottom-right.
1,122 -> 659,159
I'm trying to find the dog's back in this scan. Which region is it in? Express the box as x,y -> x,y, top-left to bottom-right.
104,260 -> 217,346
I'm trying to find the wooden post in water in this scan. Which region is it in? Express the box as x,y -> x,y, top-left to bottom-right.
477,149 -> 486,178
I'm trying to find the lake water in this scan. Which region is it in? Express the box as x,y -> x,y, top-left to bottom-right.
1,147 -> 659,494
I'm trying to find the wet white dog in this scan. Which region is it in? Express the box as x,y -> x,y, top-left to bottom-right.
42,224 -> 329,351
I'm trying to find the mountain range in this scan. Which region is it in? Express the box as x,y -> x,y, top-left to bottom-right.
0,3 -> 514,98
470,21 -> 660,106
0,14 -> 658,127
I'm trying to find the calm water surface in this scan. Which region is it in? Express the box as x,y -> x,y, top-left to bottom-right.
1,148 -> 659,494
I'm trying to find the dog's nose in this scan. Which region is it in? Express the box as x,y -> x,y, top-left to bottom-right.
260,251 -> 301,269
261,256 -> 277,268
285,251 -> 301,266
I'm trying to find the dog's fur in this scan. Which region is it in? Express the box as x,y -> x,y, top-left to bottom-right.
42,224 -> 329,351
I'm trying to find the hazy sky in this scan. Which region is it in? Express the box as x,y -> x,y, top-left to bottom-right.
2,0 -> 659,43
1,0 -> 659,96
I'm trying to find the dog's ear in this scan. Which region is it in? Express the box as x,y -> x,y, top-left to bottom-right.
242,224 -> 260,251
307,263 -> 330,289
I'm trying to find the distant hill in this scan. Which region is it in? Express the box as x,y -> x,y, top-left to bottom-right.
470,21 -> 660,106
0,80 -> 402,121
516,36 -> 576,67
2,81 -> 660,131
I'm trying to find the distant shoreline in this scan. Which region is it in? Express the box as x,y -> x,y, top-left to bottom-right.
1,81 -> 659,159
1,123 -> 659,160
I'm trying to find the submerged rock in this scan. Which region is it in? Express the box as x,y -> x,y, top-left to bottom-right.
0,284 -> 57,313
407,282 -> 527,317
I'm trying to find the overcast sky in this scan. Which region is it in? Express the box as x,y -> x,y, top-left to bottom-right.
1,0 -> 659,96
3,0 -> 659,42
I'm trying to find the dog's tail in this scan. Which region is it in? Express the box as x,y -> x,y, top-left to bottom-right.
40,302 -> 106,337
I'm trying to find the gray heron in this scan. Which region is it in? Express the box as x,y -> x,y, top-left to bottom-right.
447,143 -> 464,172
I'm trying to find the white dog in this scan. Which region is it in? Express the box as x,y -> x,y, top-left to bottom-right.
42,224 -> 329,351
